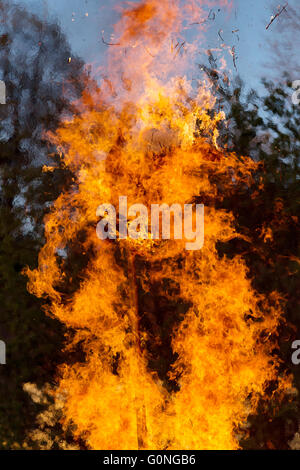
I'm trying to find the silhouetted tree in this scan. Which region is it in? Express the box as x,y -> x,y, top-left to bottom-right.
0,1 -> 85,448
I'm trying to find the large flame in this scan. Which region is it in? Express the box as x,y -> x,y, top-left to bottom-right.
27,0 -> 290,450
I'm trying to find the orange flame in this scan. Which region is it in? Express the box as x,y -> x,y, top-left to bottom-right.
26,0 -> 290,450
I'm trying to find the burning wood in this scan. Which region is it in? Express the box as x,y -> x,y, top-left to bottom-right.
25,0 -> 291,450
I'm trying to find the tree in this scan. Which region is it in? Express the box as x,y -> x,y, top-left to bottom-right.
0,1 -> 85,448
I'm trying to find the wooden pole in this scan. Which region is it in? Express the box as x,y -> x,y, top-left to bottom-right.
128,251 -> 147,450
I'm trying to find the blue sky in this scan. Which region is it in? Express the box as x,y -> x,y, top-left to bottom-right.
12,0 -> 295,90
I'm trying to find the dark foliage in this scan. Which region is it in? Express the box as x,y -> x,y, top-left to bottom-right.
0,1 -> 85,448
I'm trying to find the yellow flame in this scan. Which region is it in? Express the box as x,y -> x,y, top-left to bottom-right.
26,0 -> 290,450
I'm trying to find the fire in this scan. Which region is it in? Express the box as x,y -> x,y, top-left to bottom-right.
26,0 -> 290,450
